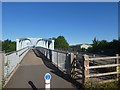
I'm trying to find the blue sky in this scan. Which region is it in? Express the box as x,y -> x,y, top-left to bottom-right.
0,2 -> 2,40
2,2 -> 118,45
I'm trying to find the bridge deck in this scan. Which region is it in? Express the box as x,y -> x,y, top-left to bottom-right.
4,49 -> 81,89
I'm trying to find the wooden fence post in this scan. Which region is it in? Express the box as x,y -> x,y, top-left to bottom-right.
82,54 -> 89,84
0,52 -> 4,89
116,54 -> 120,81
70,53 -> 75,65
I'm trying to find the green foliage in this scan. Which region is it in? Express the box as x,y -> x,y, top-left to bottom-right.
92,37 -> 100,48
81,48 -> 86,52
88,38 -> 120,55
51,37 -> 56,41
54,36 -> 69,50
0,40 -> 2,51
69,45 -> 81,52
2,39 -> 16,53
49,37 -> 56,41
84,80 -> 119,89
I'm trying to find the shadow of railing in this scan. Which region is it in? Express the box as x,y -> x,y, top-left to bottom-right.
32,49 -> 82,89
28,81 -> 38,90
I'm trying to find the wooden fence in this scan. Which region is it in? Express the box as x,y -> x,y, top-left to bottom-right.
70,53 -> 120,84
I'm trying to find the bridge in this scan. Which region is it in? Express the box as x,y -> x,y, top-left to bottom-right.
16,38 -> 54,50
0,38 -> 83,89
0,38 -> 120,89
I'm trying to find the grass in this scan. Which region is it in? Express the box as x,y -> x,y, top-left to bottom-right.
84,79 -> 120,90
0,84 -> 2,90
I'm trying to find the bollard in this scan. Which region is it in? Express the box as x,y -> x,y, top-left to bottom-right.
44,73 -> 51,90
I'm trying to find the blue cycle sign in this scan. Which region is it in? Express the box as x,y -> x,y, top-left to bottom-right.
44,73 -> 51,80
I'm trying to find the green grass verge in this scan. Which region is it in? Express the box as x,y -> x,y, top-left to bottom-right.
84,79 -> 120,90
0,84 -> 2,90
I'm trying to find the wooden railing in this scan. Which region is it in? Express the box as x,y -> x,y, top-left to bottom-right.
82,54 -> 120,83
69,53 -> 120,84
36,47 -> 120,84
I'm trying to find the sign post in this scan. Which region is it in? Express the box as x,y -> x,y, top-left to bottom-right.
44,73 -> 51,90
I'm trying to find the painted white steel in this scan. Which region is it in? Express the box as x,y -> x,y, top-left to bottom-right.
4,47 -> 29,79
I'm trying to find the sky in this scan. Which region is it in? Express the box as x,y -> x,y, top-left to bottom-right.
0,2 -> 1,51
2,2 -> 118,45
118,1 -> 120,39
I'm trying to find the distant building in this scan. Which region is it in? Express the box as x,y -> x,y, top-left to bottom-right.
80,44 -> 92,49
70,44 -> 81,52
70,43 -> 92,52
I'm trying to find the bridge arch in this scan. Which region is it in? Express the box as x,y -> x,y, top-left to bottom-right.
16,38 -> 54,50
36,39 -> 52,49
17,38 -> 32,50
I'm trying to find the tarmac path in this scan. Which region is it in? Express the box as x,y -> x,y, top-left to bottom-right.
4,49 -> 82,89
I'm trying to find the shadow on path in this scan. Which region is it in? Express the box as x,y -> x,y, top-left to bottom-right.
28,81 -> 38,90
32,49 -> 83,89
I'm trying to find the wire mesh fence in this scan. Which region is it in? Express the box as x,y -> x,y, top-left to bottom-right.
3,47 -> 29,84
36,47 -> 71,73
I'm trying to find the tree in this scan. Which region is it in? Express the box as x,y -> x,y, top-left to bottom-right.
49,37 -> 56,41
92,37 -> 99,48
88,38 -> 120,55
2,39 -> 16,53
91,37 -> 100,53
0,40 -> 2,51
109,39 -> 120,54
54,36 -> 69,50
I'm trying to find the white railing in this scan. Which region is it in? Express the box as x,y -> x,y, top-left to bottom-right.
4,47 -> 30,81
36,47 -> 70,73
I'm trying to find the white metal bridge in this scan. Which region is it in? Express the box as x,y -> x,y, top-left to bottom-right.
0,38 -> 81,89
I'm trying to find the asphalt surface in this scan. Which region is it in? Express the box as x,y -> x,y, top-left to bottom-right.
4,49 -> 81,89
